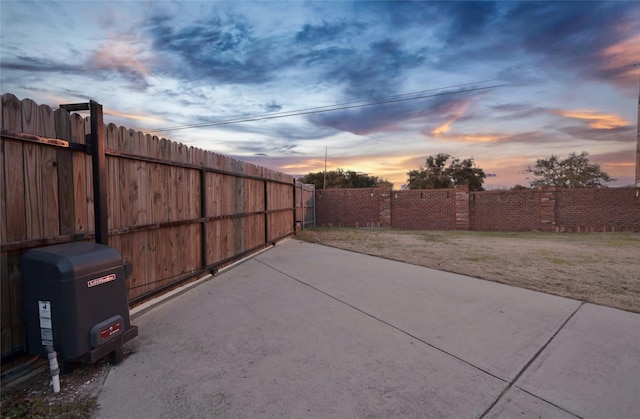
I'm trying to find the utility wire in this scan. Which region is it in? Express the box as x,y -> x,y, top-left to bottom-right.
245,79 -> 499,117
154,82 -> 500,132
153,81 -> 504,132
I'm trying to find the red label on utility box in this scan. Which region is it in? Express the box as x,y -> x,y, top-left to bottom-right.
100,322 -> 121,340
87,273 -> 116,288
90,315 -> 124,348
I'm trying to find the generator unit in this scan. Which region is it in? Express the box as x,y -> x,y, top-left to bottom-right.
22,242 -> 138,364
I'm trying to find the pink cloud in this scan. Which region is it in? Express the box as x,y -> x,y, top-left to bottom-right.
89,38 -> 150,80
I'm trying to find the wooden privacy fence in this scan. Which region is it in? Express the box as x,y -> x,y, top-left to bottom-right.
1,93 -> 313,359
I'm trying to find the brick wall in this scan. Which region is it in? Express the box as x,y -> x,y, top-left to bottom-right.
391,189 -> 456,229
315,186 -> 640,232
556,188 -> 640,232
471,190 -> 542,231
315,187 -> 386,227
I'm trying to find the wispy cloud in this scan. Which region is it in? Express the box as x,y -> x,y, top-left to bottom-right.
597,33 -> 640,89
295,20 -> 365,44
144,11 -> 275,84
104,109 -> 166,124
554,109 -> 631,130
89,37 -> 151,88
430,99 -> 472,137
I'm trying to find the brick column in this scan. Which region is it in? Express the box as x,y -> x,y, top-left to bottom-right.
378,186 -> 392,227
454,185 -> 470,230
539,186 -> 557,231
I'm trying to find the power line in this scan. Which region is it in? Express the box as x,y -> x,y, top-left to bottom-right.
153,81 -> 505,132
154,82 -> 502,132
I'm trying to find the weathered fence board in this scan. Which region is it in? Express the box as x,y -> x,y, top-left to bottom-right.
1,93 -> 304,358
5,141 -> 27,241
55,109 -> 75,235
3,95 -> 27,243
0,126 -> 6,246
42,142 -> 59,237
24,142 -> 44,238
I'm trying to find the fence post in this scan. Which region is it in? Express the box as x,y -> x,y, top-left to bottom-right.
454,185 -> 470,230
292,179 -> 297,232
89,101 -> 108,245
299,181 -> 303,230
378,186 -> 392,228
539,186 -> 557,231
200,169 -> 207,268
59,101 -> 108,244
264,180 -> 269,243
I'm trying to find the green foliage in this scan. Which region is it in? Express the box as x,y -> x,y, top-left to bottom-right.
526,151 -> 615,188
407,153 -> 486,191
298,168 -> 391,189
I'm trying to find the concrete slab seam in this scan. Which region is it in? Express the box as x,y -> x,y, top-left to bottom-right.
479,302 -> 586,419
255,258 -> 507,383
511,385 -> 583,419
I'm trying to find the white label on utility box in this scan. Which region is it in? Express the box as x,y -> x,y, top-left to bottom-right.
38,300 -> 53,345
38,301 -> 51,319
41,328 -> 53,345
87,273 -> 116,288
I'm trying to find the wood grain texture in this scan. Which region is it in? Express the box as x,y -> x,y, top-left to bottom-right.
40,105 -> 59,237
70,114 -> 88,234
0,138 -> 6,245
3,139 -> 27,241
55,109 -> 75,235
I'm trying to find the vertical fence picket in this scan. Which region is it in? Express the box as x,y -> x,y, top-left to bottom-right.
105,124 -> 121,233
132,130 -> 150,297
1,95 -> 23,356
138,134 -> 151,227
23,140 -> 43,238
0,95 -> 9,354
39,104 -> 59,238
3,139 -> 27,238
22,99 -> 44,239
54,108 -> 75,236
0,108 -> 5,245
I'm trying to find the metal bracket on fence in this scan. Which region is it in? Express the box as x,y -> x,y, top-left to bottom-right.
59,101 -> 108,245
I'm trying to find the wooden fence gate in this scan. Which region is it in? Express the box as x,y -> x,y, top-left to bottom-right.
1,93 -> 313,360
295,182 -> 315,230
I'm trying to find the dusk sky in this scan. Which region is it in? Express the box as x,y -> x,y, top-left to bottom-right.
2,1 -> 639,189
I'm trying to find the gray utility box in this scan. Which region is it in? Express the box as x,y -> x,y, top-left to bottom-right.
22,242 -> 138,364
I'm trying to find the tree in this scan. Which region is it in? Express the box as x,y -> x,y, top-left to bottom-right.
298,168 -> 391,189
406,153 -> 486,191
525,152 -> 616,188
448,156 -> 487,192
